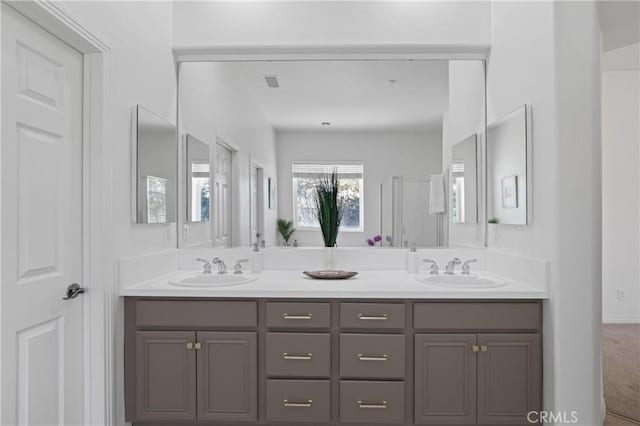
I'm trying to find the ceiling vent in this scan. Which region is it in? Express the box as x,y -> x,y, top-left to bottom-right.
264,75 -> 280,88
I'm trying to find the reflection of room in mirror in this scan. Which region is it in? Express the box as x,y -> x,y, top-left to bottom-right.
450,133 -> 478,225
451,161 -> 466,223
380,177 -> 439,248
487,105 -> 530,225
185,134 -> 211,223
501,175 -> 518,209
135,105 -> 177,224
138,176 -> 170,224
178,59 -> 486,247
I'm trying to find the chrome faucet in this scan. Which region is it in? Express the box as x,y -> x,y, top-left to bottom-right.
196,258 -> 212,274
233,259 -> 249,274
444,258 -> 461,275
461,259 -> 478,275
422,259 -> 439,275
212,257 -> 228,274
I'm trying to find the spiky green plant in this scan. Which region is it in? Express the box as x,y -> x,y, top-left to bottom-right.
314,170 -> 343,247
276,218 -> 295,245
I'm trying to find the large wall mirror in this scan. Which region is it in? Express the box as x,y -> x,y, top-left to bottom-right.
134,105 -> 177,224
487,105 -> 531,226
177,60 -> 486,248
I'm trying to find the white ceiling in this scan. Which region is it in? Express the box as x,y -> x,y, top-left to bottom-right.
224,60 -> 449,131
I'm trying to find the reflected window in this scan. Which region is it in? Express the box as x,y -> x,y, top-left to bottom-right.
451,161 -> 466,224
190,162 -> 210,222
292,162 -> 364,232
145,176 -> 168,224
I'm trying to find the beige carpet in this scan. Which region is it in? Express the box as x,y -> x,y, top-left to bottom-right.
603,324 -> 640,423
606,413 -> 640,426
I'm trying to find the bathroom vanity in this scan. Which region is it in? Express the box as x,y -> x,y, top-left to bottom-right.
124,281 -> 542,426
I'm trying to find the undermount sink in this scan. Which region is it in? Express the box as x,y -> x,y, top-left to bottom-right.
417,274 -> 508,289
169,273 -> 258,288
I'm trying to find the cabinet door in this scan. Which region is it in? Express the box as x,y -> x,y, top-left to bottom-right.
477,334 -> 541,424
197,331 -> 258,422
414,334 -> 477,424
135,331 -> 197,421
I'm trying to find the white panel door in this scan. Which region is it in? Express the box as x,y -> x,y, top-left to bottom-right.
1,5 -> 85,426
214,143 -> 232,247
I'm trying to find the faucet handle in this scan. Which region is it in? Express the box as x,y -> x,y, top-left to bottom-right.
233,258 -> 249,274
461,259 -> 477,275
196,258 -> 212,274
422,259 -> 439,275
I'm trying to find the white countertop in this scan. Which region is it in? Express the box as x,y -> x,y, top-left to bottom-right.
119,270 -> 548,299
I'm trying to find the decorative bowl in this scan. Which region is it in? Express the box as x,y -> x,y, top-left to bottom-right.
303,270 -> 358,280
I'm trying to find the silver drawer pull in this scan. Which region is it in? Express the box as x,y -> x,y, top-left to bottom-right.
283,313 -> 313,320
283,352 -> 312,360
358,400 -> 388,409
283,399 -> 313,408
358,313 -> 389,321
357,353 -> 388,361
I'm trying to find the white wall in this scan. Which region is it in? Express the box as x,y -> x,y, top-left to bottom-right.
602,43 -> 640,323
58,1 -> 178,259
172,1 -> 490,49
276,129 -> 442,247
443,60 -> 486,247
487,2 -> 603,424
179,62 -> 278,247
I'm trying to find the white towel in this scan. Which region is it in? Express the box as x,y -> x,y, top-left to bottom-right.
429,174 -> 445,214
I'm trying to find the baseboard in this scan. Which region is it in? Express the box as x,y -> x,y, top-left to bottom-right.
603,318 -> 640,324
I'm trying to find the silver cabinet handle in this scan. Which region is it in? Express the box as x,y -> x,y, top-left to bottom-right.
357,354 -> 388,361
283,352 -> 312,360
63,283 -> 86,300
283,313 -> 313,320
283,399 -> 312,408
358,400 -> 388,409
358,313 -> 388,321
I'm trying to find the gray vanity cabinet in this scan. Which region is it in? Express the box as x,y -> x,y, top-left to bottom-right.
414,334 -> 477,424
125,298 -> 542,426
477,334 -> 541,425
197,331 -> 258,422
413,301 -> 542,426
135,331 -> 197,422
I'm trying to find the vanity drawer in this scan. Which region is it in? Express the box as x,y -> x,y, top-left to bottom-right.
340,303 -> 405,329
339,381 -> 405,424
266,380 -> 331,423
340,334 -> 406,379
135,300 -> 257,328
266,333 -> 331,378
266,302 -> 331,329
414,302 -> 541,331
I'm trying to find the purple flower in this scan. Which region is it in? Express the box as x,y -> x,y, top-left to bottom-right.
373,235 -> 382,242
367,239 -> 375,246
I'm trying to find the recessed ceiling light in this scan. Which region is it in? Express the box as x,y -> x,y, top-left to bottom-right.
321,122 -> 331,126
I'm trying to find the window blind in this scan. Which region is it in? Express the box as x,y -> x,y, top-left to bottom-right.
451,161 -> 465,174
292,162 -> 363,179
